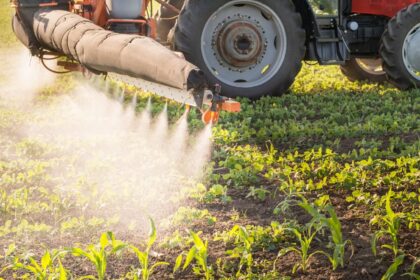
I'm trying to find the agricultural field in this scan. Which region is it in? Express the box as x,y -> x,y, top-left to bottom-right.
0,1 -> 419,280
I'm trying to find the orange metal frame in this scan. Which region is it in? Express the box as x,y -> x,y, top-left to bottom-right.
71,0 -> 154,36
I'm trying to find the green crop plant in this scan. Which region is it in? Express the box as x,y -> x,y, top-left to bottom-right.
381,254 -> 405,280
175,231 -> 213,280
7,250 -> 67,280
371,189 -> 404,257
130,218 -> 168,280
246,186 -> 270,201
321,205 -> 353,270
299,198 -> 353,270
191,184 -> 232,204
276,223 -> 324,274
71,232 -> 126,280
225,225 -> 254,278
402,258 -> 420,279
164,207 -> 217,227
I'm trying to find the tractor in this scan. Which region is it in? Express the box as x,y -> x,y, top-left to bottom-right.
11,0 -> 420,102
160,0 -> 420,98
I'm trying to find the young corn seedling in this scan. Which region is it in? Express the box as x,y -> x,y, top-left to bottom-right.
322,205 -> 353,270
9,249 -> 67,280
71,232 -> 126,280
174,231 -> 213,280
381,254 -> 405,280
299,197 -> 352,270
226,225 -> 254,278
371,189 -> 404,257
402,257 -> 420,279
130,218 -> 168,280
277,223 -> 324,274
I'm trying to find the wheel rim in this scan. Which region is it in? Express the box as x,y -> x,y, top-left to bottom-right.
355,58 -> 385,75
200,0 -> 287,88
402,23 -> 420,81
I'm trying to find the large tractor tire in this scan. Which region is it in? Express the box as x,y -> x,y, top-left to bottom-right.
173,0 -> 306,98
340,58 -> 387,83
380,3 -> 420,90
155,0 -> 185,43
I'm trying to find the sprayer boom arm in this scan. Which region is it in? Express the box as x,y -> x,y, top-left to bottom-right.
109,73 -> 214,108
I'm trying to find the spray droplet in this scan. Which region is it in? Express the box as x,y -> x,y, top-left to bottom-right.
146,97 -> 152,112
119,88 -> 125,103
131,93 -> 137,109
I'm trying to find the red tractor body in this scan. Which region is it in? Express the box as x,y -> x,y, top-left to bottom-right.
352,0 -> 419,17
10,0 -> 420,99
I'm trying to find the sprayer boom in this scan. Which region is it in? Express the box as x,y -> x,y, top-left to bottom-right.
109,73 -> 241,124
110,73 -> 213,109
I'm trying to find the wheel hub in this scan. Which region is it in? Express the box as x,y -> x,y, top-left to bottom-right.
201,0 -> 287,88
217,21 -> 263,67
403,23 -> 420,80
406,27 -> 420,71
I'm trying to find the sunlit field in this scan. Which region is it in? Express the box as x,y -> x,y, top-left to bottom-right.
0,1 -> 419,279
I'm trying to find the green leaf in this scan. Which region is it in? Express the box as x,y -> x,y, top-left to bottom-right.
190,231 -> 205,250
381,255 -> 404,280
372,231 -> 385,256
150,261 -> 169,273
147,218 -> 157,249
292,263 -> 300,274
174,254 -> 183,273
58,259 -> 67,280
401,272 -> 420,280
183,247 -> 197,270
79,276 -> 97,280
41,251 -> 51,269
278,247 -> 299,257
28,257 -> 43,274
100,233 -> 109,249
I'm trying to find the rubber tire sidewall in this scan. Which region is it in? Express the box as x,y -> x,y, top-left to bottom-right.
380,4 -> 420,90
174,0 -> 306,99
156,0 -> 185,43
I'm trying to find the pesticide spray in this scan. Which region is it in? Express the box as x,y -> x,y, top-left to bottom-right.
0,49 -> 213,233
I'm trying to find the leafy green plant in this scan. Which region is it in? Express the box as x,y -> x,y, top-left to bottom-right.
71,232 -> 126,280
225,225 -> 254,278
402,257 -> 420,279
175,231 -> 213,280
130,218 -> 168,280
193,184 -> 232,204
9,249 -> 67,280
321,205 -> 353,270
381,254 -> 405,280
164,207 -> 217,227
299,199 -> 353,270
276,223 -> 323,274
371,189 -> 404,257
246,186 -> 270,201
